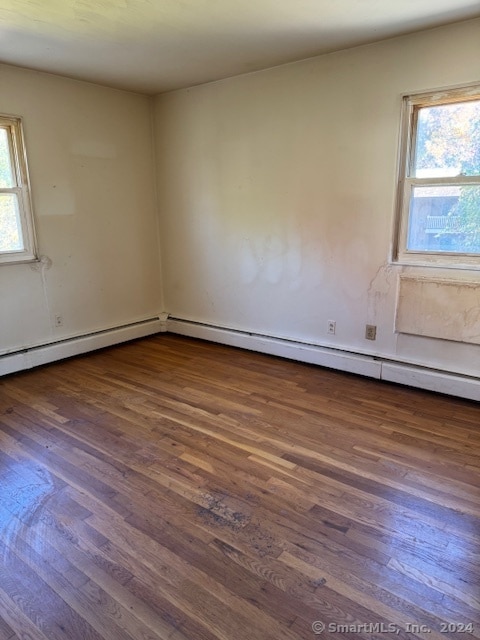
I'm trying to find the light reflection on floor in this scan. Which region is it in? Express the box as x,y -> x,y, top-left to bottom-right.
0,457 -> 58,561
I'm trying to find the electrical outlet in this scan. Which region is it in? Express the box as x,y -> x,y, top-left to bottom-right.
327,320 -> 336,335
54,315 -> 63,327
365,324 -> 377,340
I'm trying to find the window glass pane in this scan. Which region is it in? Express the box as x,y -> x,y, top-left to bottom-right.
0,128 -> 15,188
407,184 -> 480,253
0,193 -> 24,252
413,100 -> 480,178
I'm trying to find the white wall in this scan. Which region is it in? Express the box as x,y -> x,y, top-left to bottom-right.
154,19 -> 480,378
0,64 -> 163,355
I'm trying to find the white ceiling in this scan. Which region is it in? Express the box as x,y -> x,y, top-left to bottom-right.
1,0 -> 479,94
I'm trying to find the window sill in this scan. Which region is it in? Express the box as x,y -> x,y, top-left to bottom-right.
0,254 -> 39,266
392,257 -> 480,272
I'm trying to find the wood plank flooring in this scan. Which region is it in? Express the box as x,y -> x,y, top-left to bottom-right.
0,334 -> 479,640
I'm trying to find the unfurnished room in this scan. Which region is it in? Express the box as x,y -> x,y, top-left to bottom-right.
0,1 -> 479,639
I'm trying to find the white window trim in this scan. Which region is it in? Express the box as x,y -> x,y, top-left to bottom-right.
0,114 -> 38,265
393,83 -> 480,270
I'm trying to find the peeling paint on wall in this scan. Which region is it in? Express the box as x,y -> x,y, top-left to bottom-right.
367,263 -> 395,323
29,255 -> 54,335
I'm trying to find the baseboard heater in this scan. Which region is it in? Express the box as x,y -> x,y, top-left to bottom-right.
2,315 -> 478,402
167,317 -> 480,402
0,317 -> 166,377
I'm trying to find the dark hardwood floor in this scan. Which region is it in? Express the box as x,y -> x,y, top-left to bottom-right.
0,334 -> 479,640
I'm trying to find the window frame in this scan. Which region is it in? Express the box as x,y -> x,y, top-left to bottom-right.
0,114 -> 37,265
393,83 -> 480,270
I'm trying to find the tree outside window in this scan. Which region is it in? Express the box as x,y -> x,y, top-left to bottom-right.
395,86 -> 480,267
0,115 -> 37,265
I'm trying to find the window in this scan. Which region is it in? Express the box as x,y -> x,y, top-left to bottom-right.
0,115 -> 37,264
394,85 -> 480,268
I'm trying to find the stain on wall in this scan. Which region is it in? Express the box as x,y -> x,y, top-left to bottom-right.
396,276 -> 480,344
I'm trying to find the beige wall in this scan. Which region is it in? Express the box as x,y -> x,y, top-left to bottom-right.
154,18 -> 480,377
2,20 -> 479,380
0,64 -> 163,354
